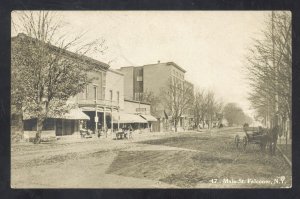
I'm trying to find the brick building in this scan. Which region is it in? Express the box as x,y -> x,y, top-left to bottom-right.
12,33 -> 162,141
118,61 -> 194,132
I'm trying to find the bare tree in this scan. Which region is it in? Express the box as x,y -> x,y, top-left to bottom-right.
11,11 -> 107,143
193,88 -> 205,129
160,79 -> 194,132
140,90 -> 161,117
245,11 -> 291,142
205,91 -> 223,129
192,88 -> 223,129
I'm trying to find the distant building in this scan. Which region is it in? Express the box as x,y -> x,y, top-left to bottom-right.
118,61 -> 194,132
119,61 -> 186,101
122,99 -> 157,132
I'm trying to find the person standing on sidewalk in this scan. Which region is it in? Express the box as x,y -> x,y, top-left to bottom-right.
128,124 -> 133,139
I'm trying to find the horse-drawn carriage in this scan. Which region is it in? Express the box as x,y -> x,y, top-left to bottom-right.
234,123 -> 279,155
234,124 -> 268,151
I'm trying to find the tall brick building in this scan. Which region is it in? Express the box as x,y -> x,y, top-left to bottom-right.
118,61 -> 194,132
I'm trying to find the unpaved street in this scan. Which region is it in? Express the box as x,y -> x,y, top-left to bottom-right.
11,128 -> 291,188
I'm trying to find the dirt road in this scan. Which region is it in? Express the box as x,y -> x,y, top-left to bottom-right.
11,128 -> 291,188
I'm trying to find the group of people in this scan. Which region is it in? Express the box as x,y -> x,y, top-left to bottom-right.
122,124 -> 133,139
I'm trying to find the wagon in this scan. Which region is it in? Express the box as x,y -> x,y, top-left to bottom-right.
234,125 -> 267,151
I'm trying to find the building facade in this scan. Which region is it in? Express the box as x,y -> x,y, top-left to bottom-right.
119,62 -> 186,101
12,33 -> 126,140
12,33 -> 160,141
118,61 -> 194,132
76,68 -> 125,133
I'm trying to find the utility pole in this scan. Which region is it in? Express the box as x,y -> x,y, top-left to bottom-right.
272,11 -> 279,128
111,97 -> 113,134
95,102 -> 98,134
138,92 -> 141,131
104,107 -> 107,137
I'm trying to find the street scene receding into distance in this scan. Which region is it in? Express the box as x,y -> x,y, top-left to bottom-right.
11,11 -> 291,188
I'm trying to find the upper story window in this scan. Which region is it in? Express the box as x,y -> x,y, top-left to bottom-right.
110,90 -> 113,101
93,85 -> 97,101
117,91 -> 120,104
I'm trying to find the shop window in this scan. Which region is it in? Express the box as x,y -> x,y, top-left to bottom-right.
42,119 -> 55,130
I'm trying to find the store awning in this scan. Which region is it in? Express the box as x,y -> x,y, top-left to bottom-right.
113,113 -> 147,123
63,108 -> 90,120
23,108 -> 90,120
140,114 -> 157,122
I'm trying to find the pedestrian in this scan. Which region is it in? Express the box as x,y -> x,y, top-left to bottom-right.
98,124 -> 101,138
128,124 -> 133,139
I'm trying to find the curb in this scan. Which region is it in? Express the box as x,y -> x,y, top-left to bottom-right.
276,145 -> 292,167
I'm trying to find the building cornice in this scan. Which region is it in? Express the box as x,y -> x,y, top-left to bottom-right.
124,98 -> 151,105
12,33 -> 110,71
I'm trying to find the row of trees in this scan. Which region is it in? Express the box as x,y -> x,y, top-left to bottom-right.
143,84 -> 252,132
193,90 -> 252,128
245,11 -> 291,140
223,103 -> 253,126
193,88 -> 223,129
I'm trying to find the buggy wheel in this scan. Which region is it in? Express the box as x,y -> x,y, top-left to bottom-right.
242,136 -> 248,151
234,135 -> 240,149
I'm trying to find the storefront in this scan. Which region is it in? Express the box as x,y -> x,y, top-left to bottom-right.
23,108 -> 90,141
112,112 -> 147,130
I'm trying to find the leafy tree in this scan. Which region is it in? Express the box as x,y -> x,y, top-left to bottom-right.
11,11 -> 107,143
223,103 -> 248,126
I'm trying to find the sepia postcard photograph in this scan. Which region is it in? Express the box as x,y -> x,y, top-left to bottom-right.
10,11 -> 292,189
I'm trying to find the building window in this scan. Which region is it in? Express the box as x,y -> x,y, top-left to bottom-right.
135,92 -> 143,101
93,85 -> 97,101
117,91 -> 120,104
137,76 -> 143,81
98,72 -> 103,100
136,107 -> 146,113
102,72 -> 106,100
110,90 -> 113,101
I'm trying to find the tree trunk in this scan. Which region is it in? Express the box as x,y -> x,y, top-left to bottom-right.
289,116 -> 292,140
35,117 -> 44,144
17,112 -> 24,140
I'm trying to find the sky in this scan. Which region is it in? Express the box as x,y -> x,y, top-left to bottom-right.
12,11 -> 271,117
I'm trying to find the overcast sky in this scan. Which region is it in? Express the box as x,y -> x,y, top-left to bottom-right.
12,11 -> 271,117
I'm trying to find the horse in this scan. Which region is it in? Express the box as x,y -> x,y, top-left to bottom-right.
267,125 -> 280,155
259,125 -> 279,155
